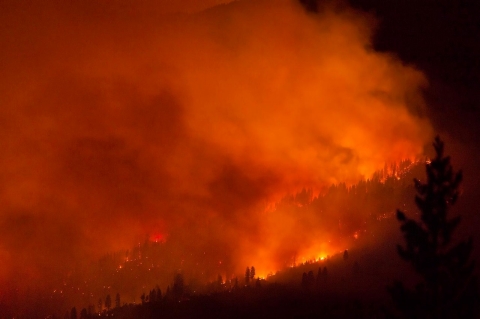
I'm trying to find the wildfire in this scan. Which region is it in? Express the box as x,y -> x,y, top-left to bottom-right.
149,233 -> 167,243
0,0 -> 434,308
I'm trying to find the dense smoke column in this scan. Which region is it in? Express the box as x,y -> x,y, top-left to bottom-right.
0,0 -> 432,305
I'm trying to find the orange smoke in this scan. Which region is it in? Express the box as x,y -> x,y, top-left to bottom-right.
0,0 -> 432,295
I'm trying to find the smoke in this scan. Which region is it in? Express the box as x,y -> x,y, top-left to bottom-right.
0,0 -> 432,294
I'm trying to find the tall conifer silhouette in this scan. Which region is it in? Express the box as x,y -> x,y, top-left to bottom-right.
389,137 -> 478,318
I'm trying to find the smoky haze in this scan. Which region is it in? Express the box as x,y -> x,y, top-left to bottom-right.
0,0 -> 432,295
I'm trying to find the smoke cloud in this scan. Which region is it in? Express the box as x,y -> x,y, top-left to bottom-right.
0,0 -> 432,293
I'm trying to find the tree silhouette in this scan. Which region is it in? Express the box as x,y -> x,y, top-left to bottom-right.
156,286 -> 162,302
165,286 -> 171,300
172,273 -> 185,298
80,308 -> 87,319
115,293 -> 120,308
301,271 -> 315,291
105,294 -> 111,311
389,137 -> 478,318
250,266 -> 255,280
343,249 -> 349,261
245,267 -> 250,284
149,289 -> 157,303
88,305 -> 95,316
70,307 -> 77,319
307,270 -> 315,290
234,277 -> 239,290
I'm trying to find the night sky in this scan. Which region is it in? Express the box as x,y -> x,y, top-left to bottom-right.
352,0 -> 480,260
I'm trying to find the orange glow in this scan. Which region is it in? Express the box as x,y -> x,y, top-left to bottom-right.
149,233 -> 167,243
0,0 -> 433,306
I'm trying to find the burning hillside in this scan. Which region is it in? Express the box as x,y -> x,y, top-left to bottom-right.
0,0 -> 433,316
30,158 -> 425,315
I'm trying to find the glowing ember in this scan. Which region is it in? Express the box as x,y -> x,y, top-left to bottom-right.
149,233 -> 167,243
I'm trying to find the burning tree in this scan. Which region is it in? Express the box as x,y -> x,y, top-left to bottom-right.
389,137 -> 478,318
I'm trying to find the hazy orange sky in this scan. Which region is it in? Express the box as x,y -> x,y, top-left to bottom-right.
0,0 -> 433,292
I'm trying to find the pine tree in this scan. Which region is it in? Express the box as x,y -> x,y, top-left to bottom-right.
115,293 -> 120,308
165,286 -> 171,300
234,277 -> 239,290
149,289 -> 156,303
389,137 -> 478,318
245,267 -> 250,284
307,270 -> 315,289
88,304 -> 95,316
172,273 -> 185,299
156,286 -> 162,303
105,294 -> 111,311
